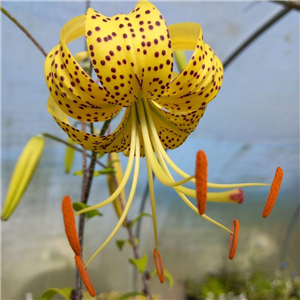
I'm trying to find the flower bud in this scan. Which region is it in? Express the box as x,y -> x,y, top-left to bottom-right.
2,135 -> 45,220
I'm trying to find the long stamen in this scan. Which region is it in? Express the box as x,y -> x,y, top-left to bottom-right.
84,113 -> 140,268
169,184 -> 244,203
208,182 -> 270,189
61,195 -> 81,255
144,102 -> 244,204
137,100 -> 188,187
145,155 -> 159,250
75,110 -> 137,215
195,150 -> 208,215
148,102 -> 272,190
229,219 -> 239,260
153,248 -> 164,284
262,167 -> 283,218
143,99 -> 232,233
74,255 -> 96,297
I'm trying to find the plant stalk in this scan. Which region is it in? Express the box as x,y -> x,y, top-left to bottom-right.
1,6 -> 47,57
223,6 -> 292,68
74,120 -> 111,299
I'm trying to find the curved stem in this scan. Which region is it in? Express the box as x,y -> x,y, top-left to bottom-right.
223,6 -> 292,68
1,6 -> 47,57
272,1 -> 300,11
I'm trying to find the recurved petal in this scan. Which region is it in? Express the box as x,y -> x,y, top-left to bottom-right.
85,1 -> 173,103
156,22 -> 223,113
44,15 -> 122,123
151,100 -> 205,136
48,96 -> 132,153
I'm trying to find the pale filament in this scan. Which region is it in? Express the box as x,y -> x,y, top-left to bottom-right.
79,95 -> 275,265
85,108 -> 141,267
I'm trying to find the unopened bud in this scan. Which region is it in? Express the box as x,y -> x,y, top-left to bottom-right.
2,135 -> 45,220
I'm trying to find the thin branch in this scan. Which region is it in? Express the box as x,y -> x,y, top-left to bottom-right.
76,121 -> 89,300
1,6 -> 47,57
75,119 -> 110,299
223,6 -> 292,68
80,122 -> 89,205
272,1 -> 300,11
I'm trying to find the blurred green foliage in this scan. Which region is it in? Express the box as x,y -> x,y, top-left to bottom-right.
185,268 -> 300,300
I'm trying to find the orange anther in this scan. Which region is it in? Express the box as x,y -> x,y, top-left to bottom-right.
62,195 -> 81,255
229,219 -> 239,260
262,167 -> 283,218
195,150 -> 208,215
153,249 -> 164,284
74,255 -> 96,297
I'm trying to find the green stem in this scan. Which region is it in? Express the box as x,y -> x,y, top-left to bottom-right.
99,118 -> 113,136
76,127 -> 96,300
74,118 -> 110,299
1,6 -> 47,57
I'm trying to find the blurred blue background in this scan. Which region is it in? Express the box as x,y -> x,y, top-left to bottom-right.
1,1 -> 299,299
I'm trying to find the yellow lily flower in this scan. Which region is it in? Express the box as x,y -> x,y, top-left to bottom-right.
45,0 -> 283,286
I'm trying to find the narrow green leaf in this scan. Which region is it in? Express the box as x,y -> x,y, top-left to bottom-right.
117,292 -> 146,300
129,254 -> 148,274
64,137 -> 76,173
174,50 -> 187,72
116,239 -> 125,250
73,170 -> 83,176
72,202 -> 102,218
151,269 -> 174,288
74,169 -> 115,177
94,168 -> 115,176
41,287 -> 73,300
129,213 -> 152,228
